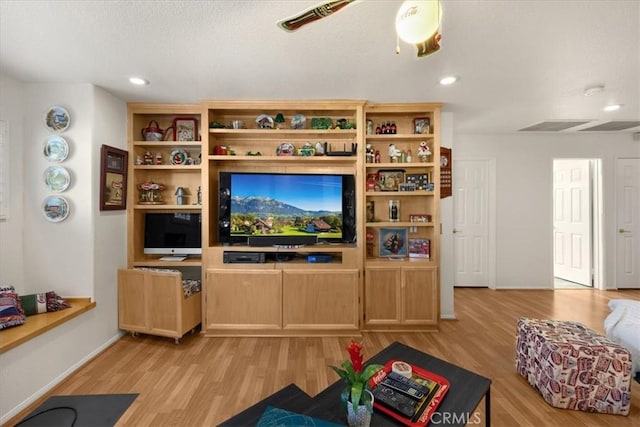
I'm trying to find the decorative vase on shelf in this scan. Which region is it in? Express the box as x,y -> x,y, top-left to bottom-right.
346,389 -> 374,427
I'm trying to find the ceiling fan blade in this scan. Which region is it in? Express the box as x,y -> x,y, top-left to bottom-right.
278,0 -> 359,32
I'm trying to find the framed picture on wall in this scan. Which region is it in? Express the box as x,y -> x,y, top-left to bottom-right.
100,144 -> 128,211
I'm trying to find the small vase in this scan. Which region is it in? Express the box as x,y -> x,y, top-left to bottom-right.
346,390 -> 374,427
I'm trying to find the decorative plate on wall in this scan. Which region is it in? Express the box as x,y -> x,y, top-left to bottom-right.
43,165 -> 71,192
44,106 -> 70,133
43,135 -> 70,162
42,195 -> 70,222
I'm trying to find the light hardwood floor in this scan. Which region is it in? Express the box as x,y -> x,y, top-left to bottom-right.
8,288 -> 640,426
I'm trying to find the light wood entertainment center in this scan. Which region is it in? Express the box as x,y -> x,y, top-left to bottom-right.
121,100 -> 441,338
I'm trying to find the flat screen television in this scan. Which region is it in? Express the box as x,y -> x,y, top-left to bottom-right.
218,172 -> 356,246
143,212 -> 202,255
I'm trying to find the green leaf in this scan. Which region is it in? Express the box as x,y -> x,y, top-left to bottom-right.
350,381 -> 363,408
360,364 -> 384,383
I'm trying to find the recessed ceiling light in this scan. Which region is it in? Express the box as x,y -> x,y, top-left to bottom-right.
439,76 -> 458,85
129,77 -> 150,86
584,85 -> 604,96
603,104 -> 622,112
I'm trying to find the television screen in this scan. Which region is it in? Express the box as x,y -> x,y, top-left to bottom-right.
144,213 -> 202,255
219,173 -> 355,245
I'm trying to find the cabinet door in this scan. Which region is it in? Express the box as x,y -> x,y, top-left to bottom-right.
205,270 -> 282,330
118,269 -> 150,332
147,272 -> 183,336
282,270 -> 359,330
402,266 -> 438,325
364,266 -> 401,326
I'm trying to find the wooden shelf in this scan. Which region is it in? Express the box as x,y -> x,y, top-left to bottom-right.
366,221 -> 435,227
133,141 -> 201,147
133,165 -> 201,170
207,155 -> 356,162
366,134 -> 434,140
133,204 -> 202,210
365,190 -> 434,197
365,162 -> 434,169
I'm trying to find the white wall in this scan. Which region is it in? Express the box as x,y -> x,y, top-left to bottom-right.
439,112 -> 454,318
0,74 -> 25,285
0,77 -> 126,423
454,132 -> 640,289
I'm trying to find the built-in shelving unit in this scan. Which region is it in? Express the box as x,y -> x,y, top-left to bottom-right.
362,103 -> 441,330
122,100 -> 441,338
201,100 -> 365,336
126,103 -> 204,268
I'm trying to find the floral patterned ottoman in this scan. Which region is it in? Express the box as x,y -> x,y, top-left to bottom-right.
515,317 -> 632,415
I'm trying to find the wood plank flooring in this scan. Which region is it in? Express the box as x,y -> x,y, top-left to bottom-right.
7,288 -> 640,426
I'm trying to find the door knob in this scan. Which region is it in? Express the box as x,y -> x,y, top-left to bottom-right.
453,229 -> 459,234
619,228 -> 630,233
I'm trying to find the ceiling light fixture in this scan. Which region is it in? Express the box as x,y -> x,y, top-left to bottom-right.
439,76 -> 458,85
603,104 -> 622,112
584,85 -> 604,96
395,0 -> 442,57
129,77 -> 150,86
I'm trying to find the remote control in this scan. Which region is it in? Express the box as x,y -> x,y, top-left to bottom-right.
382,371 -> 431,398
373,384 -> 419,418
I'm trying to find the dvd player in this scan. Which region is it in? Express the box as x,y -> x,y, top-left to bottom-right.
223,252 -> 266,263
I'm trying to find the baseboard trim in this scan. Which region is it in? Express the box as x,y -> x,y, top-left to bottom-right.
0,332 -> 125,425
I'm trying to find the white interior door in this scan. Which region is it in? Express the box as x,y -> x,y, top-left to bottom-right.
553,159 -> 592,286
453,159 -> 490,287
616,158 -> 640,288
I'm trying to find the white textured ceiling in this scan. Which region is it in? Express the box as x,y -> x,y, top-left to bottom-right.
1,0 -> 639,134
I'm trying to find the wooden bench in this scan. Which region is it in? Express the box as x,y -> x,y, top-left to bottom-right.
0,298 -> 96,354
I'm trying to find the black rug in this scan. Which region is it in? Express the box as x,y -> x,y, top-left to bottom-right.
16,394 -> 138,427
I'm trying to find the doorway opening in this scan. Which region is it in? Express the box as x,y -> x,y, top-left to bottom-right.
552,159 -> 603,289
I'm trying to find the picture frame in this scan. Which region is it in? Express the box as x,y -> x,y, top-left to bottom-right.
379,228 -> 408,257
409,238 -> 430,258
172,117 -> 198,141
100,144 -> 128,211
377,169 -> 405,191
413,117 -> 431,134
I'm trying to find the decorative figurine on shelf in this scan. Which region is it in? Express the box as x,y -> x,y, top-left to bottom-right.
388,144 -> 401,162
418,141 -> 432,162
196,186 -> 202,205
135,155 -> 143,165
154,152 -> 163,165
297,142 -> 315,156
175,187 -> 186,205
374,150 -> 381,163
143,151 -> 153,165
406,149 -> 413,163
274,113 -> 286,129
276,142 -> 295,156
138,181 -> 165,204
315,141 -> 325,156
365,144 -> 375,163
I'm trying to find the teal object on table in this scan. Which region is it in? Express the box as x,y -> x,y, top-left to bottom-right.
257,405 -> 345,427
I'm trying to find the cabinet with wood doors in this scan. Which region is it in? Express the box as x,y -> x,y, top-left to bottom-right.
118,268 -> 201,343
363,103 -> 441,331
202,100 -> 365,336
364,265 -> 438,328
126,103 -> 204,268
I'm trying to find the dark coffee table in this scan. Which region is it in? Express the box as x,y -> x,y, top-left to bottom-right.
219,341 -> 492,426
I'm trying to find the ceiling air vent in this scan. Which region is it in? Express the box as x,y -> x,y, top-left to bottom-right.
518,121 -> 591,132
578,121 -> 640,131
